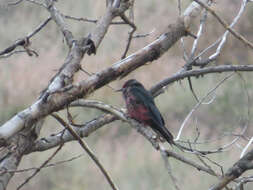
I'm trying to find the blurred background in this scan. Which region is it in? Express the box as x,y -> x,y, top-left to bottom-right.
1,0 -> 253,189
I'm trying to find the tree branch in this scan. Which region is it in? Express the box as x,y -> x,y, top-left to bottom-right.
0,17 -> 51,57
150,65 -> 253,96
210,148 -> 253,190
193,0 -> 253,50
30,114 -> 118,152
51,113 -> 119,190
163,149 -> 219,177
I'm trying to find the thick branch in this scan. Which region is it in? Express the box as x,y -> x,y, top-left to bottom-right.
0,121 -> 43,189
210,148 -> 253,190
45,0 -> 74,47
30,114 -> 117,152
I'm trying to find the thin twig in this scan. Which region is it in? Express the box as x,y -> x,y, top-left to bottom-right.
26,0 -> 46,7
175,73 -> 235,141
190,10 -> 207,59
164,149 -> 219,177
17,141 -> 64,190
160,146 -> 181,190
133,29 -> 155,38
7,0 -> 24,6
193,0 -> 253,49
180,38 -> 189,61
198,0 -> 249,67
240,137 -> 253,158
184,10 -> 208,103
0,50 -> 27,59
187,76 -> 199,102
0,17 -> 51,57
63,14 -> 126,25
177,0 -> 182,15
120,13 -> 137,59
1,154 -> 84,174
51,113 -> 119,190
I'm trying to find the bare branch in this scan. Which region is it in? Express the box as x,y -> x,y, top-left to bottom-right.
193,0 -> 249,67
44,0 -> 74,47
0,50 -> 27,59
51,114 -> 119,190
133,29 -> 155,38
120,13 -> 137,59
63,14 -> 126,25
26,0 -> 46,7
150,65 -> 253,97
7,0 -> 24,6
193,0 -> 253,50
0,17 -> 51,57
210,148 -> 253,190
1,154 -> 84,174
30,114 -> 117,152
160,146 -> 181,190
190,10 -> 207,59
240,137 -> 253,158
17,142 -> 64,190
175,73 -> 234,141
164,149 -> 219,177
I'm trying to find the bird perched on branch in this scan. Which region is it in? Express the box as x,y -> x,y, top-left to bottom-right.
118,79 -> 174,145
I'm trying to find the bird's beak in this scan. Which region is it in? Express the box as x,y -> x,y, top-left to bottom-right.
115,88 -> 123,92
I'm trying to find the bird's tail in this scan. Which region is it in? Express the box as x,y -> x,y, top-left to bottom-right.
157,126 -> 174,145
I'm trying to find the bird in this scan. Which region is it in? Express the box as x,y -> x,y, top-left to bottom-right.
118,79 -> 174,145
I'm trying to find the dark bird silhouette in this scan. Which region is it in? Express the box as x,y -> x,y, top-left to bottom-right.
118,79 -> 174,144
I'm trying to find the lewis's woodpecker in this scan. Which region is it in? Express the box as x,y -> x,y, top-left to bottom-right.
119,79 -> 174,144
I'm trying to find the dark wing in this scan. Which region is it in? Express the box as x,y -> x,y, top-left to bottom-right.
130,86 -> 173,144
131,87 -> 164,124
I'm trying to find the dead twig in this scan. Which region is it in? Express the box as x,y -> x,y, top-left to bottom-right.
160,146 -> 181,190
0,154 -> 84,174
17,139 -> 64,190
63,14 -> 126,25
120,13 -> 137,59
164,149 -> 219,177
51,113 -> 119,190
193,0 -> 253,50
175,73 -> 234,141
150,65 -> 253,97
7,0 -> 24,6
210,147 -> 253,190
0,17 -> 51,57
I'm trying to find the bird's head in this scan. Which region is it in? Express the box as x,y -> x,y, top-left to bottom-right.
123,79 -> 143,88
116,79 -> 144,92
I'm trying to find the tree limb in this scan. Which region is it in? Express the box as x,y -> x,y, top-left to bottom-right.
51,113 -> 119,190
210,148 -> 253,190
193,0 -> 253,50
